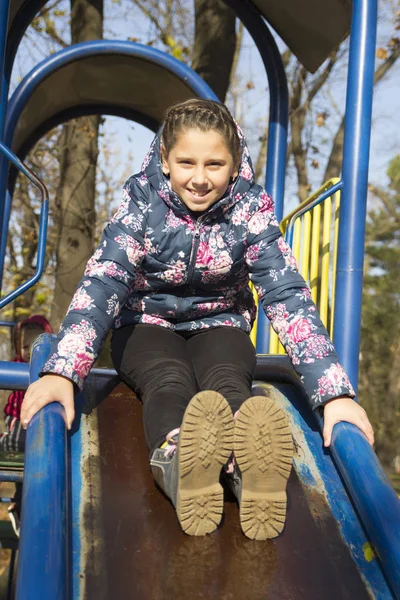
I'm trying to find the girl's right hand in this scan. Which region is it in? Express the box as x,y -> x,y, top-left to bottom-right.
21,374 -> 75,430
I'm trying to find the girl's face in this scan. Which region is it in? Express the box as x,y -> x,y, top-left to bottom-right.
162,128 -> 239,213
20,327 -> 44,362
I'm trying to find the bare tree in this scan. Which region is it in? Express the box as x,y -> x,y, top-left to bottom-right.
191,0 -> 236,102
51,0 -> 104,328
324,42 -> 400,182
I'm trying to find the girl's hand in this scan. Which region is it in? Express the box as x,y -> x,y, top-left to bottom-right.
322,396 -> 374,448
21,374 -> 75,430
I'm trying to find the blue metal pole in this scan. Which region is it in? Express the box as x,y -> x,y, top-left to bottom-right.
223,0 -> 289,353
332,0 -> 378,392
0,360 -> 119,392
16,333 -> 69,600
0,360 -> 29,390
0,0 -> 9,139
331,422 -> 400,598
0,0 -> 10,292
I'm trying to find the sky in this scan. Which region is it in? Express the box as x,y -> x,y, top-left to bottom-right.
9,0 -> 400,216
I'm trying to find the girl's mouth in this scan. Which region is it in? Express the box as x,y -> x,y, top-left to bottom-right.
188,189 -> 211,199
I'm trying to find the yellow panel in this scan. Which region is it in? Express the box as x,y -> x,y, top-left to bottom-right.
301,211 -> 312,280
310,204 -> 321,303
265,178 -> 341,353
330,191 -> 341,337
249,282 -> 259,347
269,329 -> 280,354
320,197 -> 332,327
293,219 -> 302,264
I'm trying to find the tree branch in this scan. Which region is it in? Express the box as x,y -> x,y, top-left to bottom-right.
230,21 -> 244,87
254,126 -> 268,183
304,48 -> 339,111
324,42 -> 400,182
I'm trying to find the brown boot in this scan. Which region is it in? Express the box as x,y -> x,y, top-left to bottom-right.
233,395 -> 293,540
151,391 -> 234,536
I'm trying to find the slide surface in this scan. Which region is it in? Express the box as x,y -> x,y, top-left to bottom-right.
69,374 -> 394,600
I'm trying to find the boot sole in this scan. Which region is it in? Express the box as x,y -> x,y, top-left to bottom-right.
234,395 -> 293,540
176,391 -> 234,536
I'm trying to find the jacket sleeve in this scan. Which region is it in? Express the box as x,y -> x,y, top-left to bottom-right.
41,178 -> 147,389
245,194 -> 355,409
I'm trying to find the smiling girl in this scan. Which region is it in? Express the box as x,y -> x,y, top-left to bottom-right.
21,99 -> 373,540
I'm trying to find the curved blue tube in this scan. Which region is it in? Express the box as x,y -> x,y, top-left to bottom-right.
223,0 -> 288,219
0,0 -> 9,140
0,140 -> 49,305
4,1 -> 48,79
16,333 -> 69,600
331,422 -> 400,598
285,180 -> 343,248
223,0 -> 288,354
0,39 -> 218,291
0,0 -> 10,283
5,39 -> 218,142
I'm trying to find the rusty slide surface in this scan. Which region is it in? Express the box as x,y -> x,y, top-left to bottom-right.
75,382 -> 378,600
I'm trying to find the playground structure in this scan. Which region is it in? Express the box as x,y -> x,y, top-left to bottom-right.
0,0 -> 399,598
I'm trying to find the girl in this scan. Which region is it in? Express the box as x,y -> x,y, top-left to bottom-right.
20,99 -> 374,540
1,315 -> 53,453
0,314 -> 53,537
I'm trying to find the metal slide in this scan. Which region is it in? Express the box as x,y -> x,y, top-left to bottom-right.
62,361 -> 397,600
9,341 -> 398,599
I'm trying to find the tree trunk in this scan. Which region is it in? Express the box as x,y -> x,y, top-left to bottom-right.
51,0 -> 103,328
191,0 -> 236,102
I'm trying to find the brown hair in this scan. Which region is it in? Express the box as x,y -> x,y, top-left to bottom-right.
13,315 -> 53,358
162,99 -> 241,165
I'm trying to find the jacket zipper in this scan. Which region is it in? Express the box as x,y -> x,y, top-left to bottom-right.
176,217 -> 204,316
185,218 -> 203,290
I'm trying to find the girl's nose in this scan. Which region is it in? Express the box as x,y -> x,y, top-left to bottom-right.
192,165 -> 207,185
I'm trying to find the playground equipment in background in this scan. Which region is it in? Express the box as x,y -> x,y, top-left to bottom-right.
0,1 -> 399,599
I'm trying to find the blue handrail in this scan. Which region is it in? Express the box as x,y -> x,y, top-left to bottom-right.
285,180 -> 343,247
0,0 -> 9,143
16,333 -> 69,600
333,0 -> 378,394
330,421 -> 400,598
224,0 -> 289,354
0,140 -> 49,310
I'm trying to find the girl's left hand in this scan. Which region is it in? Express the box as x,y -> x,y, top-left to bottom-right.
322,396 -> 374,448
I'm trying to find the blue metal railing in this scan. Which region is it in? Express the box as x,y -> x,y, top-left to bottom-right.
16,333 -> 69,600
224,0 -> 289,354
333,0 -> 378,394
0,0 -> 9,141
0,140 -> 49,310
330,420 -> 400,598
284,180 -> 343,248
0,360 -> 30,389
0,0 -> 10,289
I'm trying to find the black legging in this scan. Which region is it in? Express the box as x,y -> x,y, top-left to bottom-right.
111,325 -> 256,452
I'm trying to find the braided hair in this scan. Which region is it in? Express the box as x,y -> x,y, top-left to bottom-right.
162,99 -> 241,166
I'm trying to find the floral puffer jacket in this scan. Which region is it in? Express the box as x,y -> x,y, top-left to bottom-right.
42,128 -> 355,408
